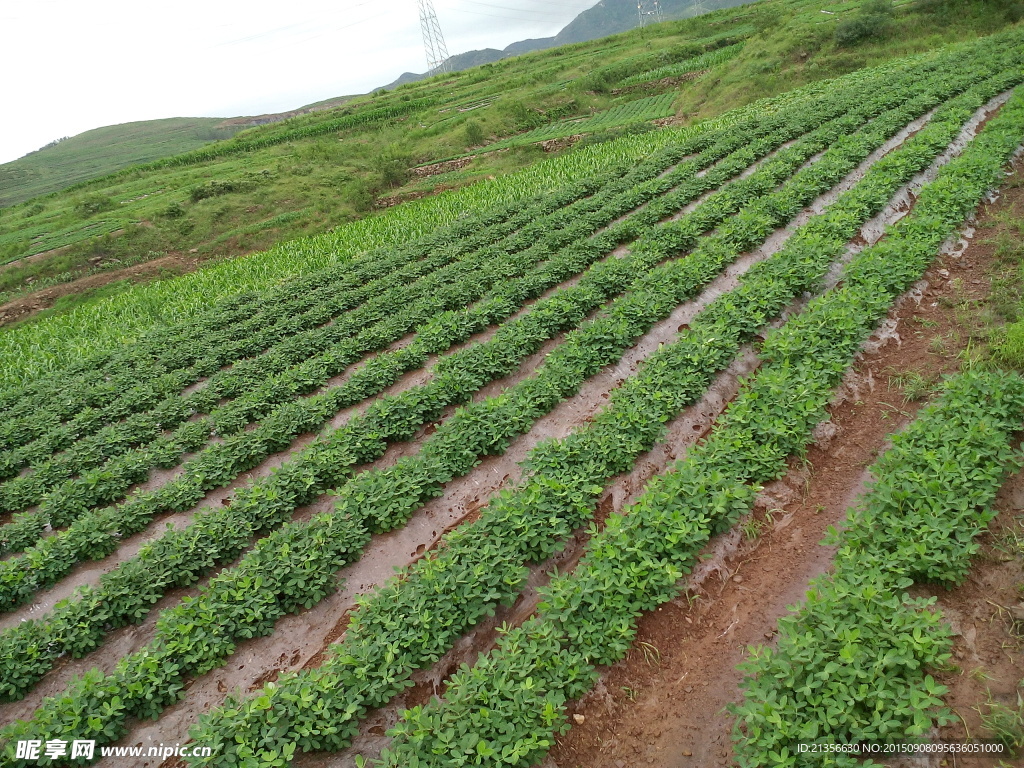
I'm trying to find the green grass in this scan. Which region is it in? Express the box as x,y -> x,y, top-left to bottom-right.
673,0 -> 1024,121
0,118 -> 242,207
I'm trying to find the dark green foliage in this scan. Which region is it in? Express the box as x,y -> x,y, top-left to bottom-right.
464,120 -> 485,146
188,179 -> 242,202
835,13 -> 892,46
160,201 -> 186,219
73,193 -> 113,216
370,147 -> 413,188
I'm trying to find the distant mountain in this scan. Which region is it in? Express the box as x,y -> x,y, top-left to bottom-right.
383,0 -> 753,89
383,39 -> 555,90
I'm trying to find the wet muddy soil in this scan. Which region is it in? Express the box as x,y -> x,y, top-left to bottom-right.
548,157 -> 1024,768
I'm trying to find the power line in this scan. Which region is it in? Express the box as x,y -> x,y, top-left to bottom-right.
459,0 -> 570,16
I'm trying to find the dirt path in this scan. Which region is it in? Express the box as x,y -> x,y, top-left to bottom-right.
548,159 -> 1024,768
0,253 -> 199,326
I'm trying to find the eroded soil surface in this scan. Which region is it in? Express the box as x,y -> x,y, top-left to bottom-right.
0,253 -> 199,326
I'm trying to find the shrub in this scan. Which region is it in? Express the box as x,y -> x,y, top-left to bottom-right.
342,179 -> 375,212
74,193 -> 113,216
189,180 -> 240,203
835,13 -> 891,45
464,120 -> 485,146
370,147 -> 412,188
161,202 -> 186,219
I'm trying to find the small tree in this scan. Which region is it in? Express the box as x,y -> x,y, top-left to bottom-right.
74,193 -> 113,216
464,120 -> 485,147
835,13 -> 891,45
371,147 -> 412,188
342,179 -> 375,212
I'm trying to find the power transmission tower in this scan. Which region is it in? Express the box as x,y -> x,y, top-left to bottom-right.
690,0 -> 709,16
637,0 -> 664,27
418,0 -> 451,74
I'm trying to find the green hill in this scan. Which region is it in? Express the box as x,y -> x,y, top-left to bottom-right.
383,0 -> 751,89
0,118 -> 242,207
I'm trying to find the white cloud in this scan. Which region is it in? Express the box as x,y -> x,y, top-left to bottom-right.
0,0 -> 597,164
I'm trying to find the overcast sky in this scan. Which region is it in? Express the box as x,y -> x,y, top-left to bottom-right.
0,0 -> 600,164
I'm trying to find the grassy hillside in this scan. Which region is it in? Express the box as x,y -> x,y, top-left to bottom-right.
0,0 -> 1019,331
0,118 -> 243,207
383,0 -> 750,88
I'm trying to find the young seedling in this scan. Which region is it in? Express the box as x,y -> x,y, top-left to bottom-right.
741,516 -> 764,541
639,641 -> 661,667
977,690 -> 1024,756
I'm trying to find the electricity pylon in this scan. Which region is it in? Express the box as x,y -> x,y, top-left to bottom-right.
691,0 -> 709,16
638,0 -> 664,27
419,0 -> 450,73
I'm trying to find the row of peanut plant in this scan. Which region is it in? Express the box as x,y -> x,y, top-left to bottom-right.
367,88 -> 1024,768
0,52 -> 944,608
0,64 -> 940,709
0,55 -> 989,757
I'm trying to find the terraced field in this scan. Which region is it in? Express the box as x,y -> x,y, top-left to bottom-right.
3,25 -> 1024,768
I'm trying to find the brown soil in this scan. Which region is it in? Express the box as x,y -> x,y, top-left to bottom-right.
0,253 -> 199,327
612,70 -> 709,97
541,135 -> 585,153
410,157 -> 473,178
548,159 -> 1024,768
376,184 -> 465,209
